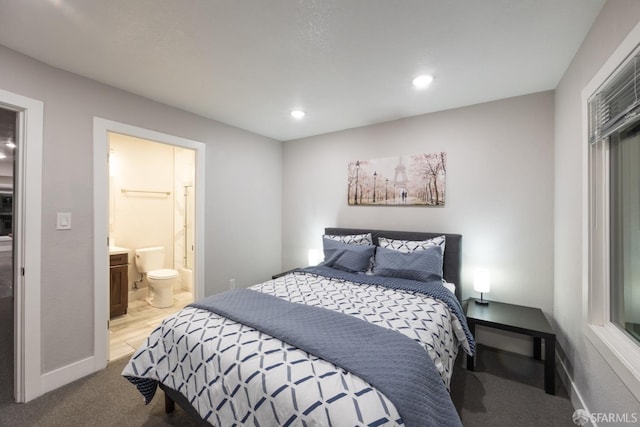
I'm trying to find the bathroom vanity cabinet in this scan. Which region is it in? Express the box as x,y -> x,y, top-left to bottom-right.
110,252 -> 129,318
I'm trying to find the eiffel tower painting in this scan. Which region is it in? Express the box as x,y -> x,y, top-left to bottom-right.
347,152 -> 446,206
392,157 -> 409,202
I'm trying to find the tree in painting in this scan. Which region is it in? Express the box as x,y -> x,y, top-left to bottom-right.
347,160 -> 371,205
410,152 -> 446,205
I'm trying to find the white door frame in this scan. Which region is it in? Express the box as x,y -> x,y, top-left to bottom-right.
93,118 -> 206,367
0,89 -> 44,403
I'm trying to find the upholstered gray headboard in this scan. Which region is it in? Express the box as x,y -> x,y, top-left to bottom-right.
324,227 -> 462,301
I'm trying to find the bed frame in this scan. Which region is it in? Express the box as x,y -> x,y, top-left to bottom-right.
159,382 -> 210,425
160,227 -> 463,420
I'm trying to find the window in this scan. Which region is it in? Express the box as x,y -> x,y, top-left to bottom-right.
590,49 -> 640,346
609,127 -> 640,345
584,26 -> 640,399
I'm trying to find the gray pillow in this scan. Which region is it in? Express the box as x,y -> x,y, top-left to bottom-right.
321,238 -> 375,273
372,245 -> 443,283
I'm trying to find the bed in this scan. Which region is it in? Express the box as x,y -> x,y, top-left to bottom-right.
122,227 -> 475,427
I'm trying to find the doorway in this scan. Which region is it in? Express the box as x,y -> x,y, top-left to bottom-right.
93,118 -> 206,368
0,107 -> 16,404
107,133 -> 196,360
0,89 -> 43,403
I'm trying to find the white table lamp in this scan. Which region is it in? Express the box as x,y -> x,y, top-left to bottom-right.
474,268 -> 491,305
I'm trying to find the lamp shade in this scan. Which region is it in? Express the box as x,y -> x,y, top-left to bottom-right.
308,249 -> 320,266
474,268 -> 491,293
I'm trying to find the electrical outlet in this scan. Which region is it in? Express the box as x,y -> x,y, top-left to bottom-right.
229,278 -> 236,289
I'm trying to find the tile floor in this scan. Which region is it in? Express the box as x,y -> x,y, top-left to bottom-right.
109,290 -> 193,361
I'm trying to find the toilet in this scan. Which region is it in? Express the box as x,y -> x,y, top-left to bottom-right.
134,246 -> 178,308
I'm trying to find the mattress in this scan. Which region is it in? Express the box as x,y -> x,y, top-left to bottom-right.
122,268 -> 472,426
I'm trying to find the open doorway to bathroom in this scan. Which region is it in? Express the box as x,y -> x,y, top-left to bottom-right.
0,107 -> 16,404
107,132 -> 196,361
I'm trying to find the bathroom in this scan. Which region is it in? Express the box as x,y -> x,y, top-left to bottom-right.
108,132 -> 195,360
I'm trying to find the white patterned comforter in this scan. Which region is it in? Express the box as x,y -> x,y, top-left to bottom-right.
122,270 -> 471,426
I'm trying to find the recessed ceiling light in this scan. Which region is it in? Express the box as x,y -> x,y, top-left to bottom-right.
412,74 -> 434,89
290,110 -> 305,119
0,152 -> 6,159
5,141 -> 15,149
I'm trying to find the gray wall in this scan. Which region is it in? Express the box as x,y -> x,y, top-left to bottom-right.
554,0 -> 640,415
282,91 -> 555,353
0,45 -> 282,373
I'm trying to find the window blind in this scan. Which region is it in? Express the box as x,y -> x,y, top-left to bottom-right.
590,51 -> 640,144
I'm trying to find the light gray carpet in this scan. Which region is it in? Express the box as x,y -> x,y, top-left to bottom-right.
451,345 -> 575,426
0,356 -> 199,427
0,341 -> 576,426
0,297 -> 12,406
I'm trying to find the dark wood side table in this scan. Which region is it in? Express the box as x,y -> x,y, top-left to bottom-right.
466,299 -> 556,395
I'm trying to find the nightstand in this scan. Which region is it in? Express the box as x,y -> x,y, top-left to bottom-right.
466,299 -> 556,395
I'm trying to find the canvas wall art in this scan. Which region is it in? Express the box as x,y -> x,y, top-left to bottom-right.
347,152 -> 446,206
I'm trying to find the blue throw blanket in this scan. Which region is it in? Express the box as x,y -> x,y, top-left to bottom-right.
191,272 -> 467,427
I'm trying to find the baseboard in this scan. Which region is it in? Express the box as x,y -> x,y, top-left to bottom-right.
40,356 -> 97,395
556,353 -> 598,427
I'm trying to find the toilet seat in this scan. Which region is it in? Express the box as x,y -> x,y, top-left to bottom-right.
148,269 -> 179,280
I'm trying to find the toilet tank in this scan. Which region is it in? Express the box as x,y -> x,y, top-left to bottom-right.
135,246 -> 165,273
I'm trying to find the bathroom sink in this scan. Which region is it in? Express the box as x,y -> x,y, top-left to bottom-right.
109,246 -> 130,255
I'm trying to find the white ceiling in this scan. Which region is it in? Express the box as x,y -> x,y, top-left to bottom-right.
0,0 -> 605,141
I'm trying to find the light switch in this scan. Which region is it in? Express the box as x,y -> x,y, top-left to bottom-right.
56,212 -> 72,230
